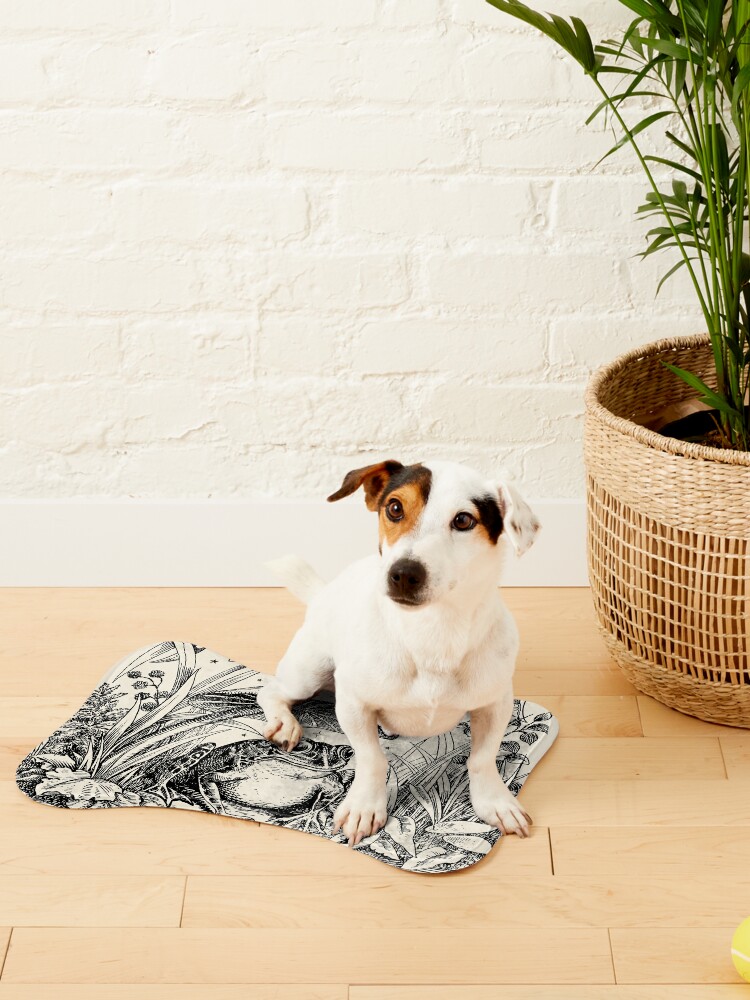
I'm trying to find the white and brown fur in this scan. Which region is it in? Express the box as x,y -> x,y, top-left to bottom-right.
257,459 -> 540,846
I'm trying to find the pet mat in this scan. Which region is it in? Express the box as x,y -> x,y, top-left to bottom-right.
16,640 -> 558,874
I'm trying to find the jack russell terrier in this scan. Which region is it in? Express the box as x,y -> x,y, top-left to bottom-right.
257,459 -> 540,847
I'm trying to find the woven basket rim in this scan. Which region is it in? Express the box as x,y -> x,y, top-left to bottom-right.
585,333 -> 750,467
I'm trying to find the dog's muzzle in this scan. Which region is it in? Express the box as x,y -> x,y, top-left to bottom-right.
387,557 -> 428,606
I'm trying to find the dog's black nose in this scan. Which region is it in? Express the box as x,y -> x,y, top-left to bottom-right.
388,558 -> 427,603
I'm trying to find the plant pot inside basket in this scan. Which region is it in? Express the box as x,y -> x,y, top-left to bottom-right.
585,335 -> 750,728
659,405 -> 750,448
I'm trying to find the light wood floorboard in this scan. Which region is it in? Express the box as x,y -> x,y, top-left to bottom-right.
551,825 -> 750,876
529,736 -> 725,780
720,736 -> 750,780
0,876 -> 185,927
1,927 -> 615,984
611,927 -> 739,983
637,696 -> 749,739
0,988 -> 345,999
514,667 -> 638,696
180,872 -> 750,928
350,989 -> 750,1000
0,989 -> 741,1000
517,778 -> 750,826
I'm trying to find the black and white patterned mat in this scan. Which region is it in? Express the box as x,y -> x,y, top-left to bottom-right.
16,640 -> 558,874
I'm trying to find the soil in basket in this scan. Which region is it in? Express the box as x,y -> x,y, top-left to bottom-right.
659,405 -> 750,449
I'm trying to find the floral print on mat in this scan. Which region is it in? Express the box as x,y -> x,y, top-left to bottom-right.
16,640 -> 558,873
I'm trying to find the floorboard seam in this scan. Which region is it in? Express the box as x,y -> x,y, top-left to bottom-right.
547,827 -> 555,875
0,927 -> 13,981
634,695 -> 645,737
717,738 -> 730,780
178,876 -> 188,928
607,927 -> 617,984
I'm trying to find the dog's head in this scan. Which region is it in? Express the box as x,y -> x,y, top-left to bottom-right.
327,459 -> 539,609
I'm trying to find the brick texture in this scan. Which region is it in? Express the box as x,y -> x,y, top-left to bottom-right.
0,1 -> 703,501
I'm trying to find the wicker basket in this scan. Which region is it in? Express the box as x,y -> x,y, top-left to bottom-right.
584,334 -> 750,727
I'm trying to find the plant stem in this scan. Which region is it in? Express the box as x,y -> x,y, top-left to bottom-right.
590,75 -> 713,330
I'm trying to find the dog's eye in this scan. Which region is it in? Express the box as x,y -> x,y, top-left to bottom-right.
451,512 -> 476,531
385,498 -> 404,522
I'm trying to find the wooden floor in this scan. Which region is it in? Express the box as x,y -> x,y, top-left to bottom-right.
0,587 -> 748,999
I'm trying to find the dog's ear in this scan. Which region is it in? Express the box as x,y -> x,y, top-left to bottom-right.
498,482 -> 540,556
327,460 -> 404,511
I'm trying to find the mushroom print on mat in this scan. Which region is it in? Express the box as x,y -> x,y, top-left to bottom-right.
16,641 -> 558,874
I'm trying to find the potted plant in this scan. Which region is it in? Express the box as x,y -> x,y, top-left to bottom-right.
486,0 -> 750,724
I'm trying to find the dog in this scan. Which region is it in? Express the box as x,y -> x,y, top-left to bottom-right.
256,459 -> 540,847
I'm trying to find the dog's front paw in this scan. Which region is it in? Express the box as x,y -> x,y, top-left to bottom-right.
256,685 -> 303,752
263,711 -> 302,752
470,775 -> 532,838
332,784 -> 387,847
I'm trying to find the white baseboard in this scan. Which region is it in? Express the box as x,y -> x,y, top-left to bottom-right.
0,498 -> 587,587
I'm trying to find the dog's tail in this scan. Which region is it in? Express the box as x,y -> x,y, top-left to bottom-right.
264,554 -> 327,604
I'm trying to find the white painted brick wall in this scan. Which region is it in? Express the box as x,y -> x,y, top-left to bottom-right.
0,0 -> 704,503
